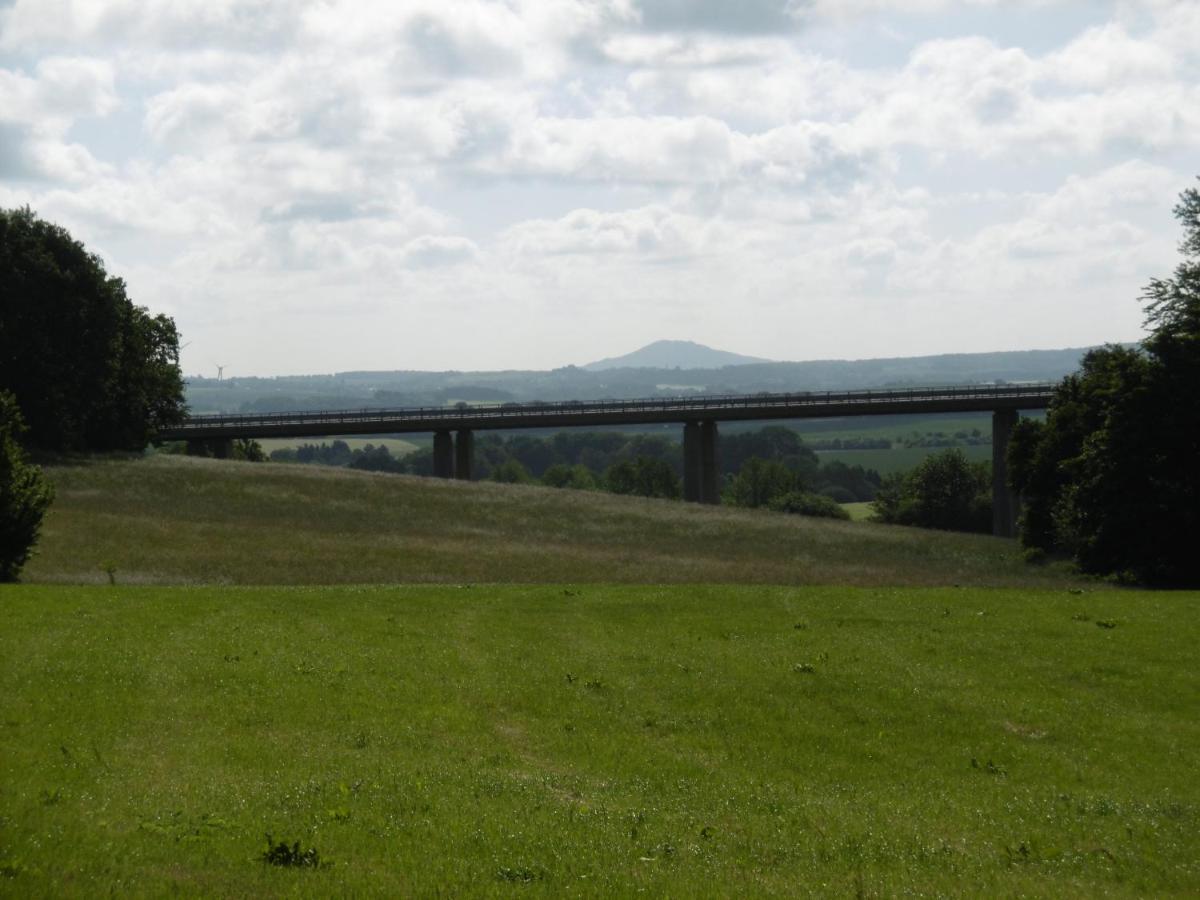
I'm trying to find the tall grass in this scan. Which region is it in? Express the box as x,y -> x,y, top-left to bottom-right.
26,455 -> 1079,587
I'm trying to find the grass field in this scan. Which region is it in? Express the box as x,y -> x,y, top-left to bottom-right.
27,455 -> 1078,588
1,584 -> 1195,897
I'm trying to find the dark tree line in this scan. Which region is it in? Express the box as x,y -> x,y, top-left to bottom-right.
1008,181 -> 1199,585
0,207 -> 185,452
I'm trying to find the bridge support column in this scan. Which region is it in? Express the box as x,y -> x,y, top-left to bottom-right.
433,430 -> 454,479
992,409 -> 1019,538
683,422 -> 702,502
700,420 -> 720,504
454,429 -> 473,481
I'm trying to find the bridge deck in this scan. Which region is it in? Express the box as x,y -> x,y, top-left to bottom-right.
161,384 -> 1056,441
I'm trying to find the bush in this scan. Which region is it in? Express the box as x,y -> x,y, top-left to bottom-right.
768,491 -> 850,520
0,391 -> 54,581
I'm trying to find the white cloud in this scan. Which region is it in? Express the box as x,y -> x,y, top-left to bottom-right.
2,0 -> 1195,372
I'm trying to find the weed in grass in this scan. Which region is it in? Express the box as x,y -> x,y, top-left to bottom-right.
1097,619 -> 1118,629
38,788 -> 61,806
496,865 -> 545,883
971,757 -> 1007,777
794,663 -> 816,674
261,835 -> 326,868
0,860 -> 22,879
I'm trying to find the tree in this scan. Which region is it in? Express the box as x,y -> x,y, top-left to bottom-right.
604,457 -> 681,499
1009,181 -> 1200,584
0,391 -> 54,581
726,458 -> 798,508
491,458 -> 532,484
871,449 -> 991,533
0,207 -> 185,451
542,463 -> 597,490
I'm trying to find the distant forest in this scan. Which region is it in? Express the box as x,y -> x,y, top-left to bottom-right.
185,346 -> 1100,415
263,427 -> 884,505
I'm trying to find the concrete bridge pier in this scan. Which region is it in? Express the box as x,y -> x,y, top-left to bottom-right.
992,409 -> 1020,538
683,420 -> 721,504
683,422 -> 702,502
433,430 -> 454,479
700,420 -> 720,504
454,429 -> 473,481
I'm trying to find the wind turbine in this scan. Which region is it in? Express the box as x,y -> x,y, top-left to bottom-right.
215,363 -> 227,382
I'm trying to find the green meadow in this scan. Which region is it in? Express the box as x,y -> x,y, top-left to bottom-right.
2,455 -> 1197,897
27,456 -> 1072,588
2,584 -> 1197,898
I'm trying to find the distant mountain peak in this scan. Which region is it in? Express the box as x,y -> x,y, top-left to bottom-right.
584,340 -> 772,371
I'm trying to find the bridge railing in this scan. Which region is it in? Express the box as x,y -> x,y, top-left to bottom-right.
166,383 -> 1058,433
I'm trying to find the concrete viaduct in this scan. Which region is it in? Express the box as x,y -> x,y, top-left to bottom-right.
160,383 -> 1055,538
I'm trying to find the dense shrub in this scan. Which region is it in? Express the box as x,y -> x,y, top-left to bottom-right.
768,491 -> 850,520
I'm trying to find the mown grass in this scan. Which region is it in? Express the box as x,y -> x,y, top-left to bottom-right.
26,455 -> 1078,588
0,584 -> 1196,897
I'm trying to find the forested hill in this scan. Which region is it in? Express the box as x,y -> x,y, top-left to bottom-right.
186,345 -> 1104,415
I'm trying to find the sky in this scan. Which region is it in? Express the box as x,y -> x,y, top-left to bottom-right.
2,1 -> 1198,377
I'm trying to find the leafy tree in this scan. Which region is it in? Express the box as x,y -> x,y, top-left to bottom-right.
0,391 -> 54,581
604,457 -> 681,499
872,449 -> 991,533
542,463 -> 597,490
726,458 -> 798,508
0,207 -> 185,451
233,439 -> 267,462
1010,181 -> 1200,584
491,458 -> 532,484
720,426 -> 818,482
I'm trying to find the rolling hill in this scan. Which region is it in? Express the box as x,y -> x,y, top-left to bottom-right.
583,339 -> 773,371
26,455 -> 1080,588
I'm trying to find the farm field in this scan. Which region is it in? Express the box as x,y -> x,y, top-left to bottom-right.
841,502 -> 874,521
256,436 -> 423,456
815,445 -> 992,476
1,583 -> 1195,897
27,455 -> 1076,588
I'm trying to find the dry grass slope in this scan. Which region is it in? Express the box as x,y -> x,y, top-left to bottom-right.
27,455 -> 1081,587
